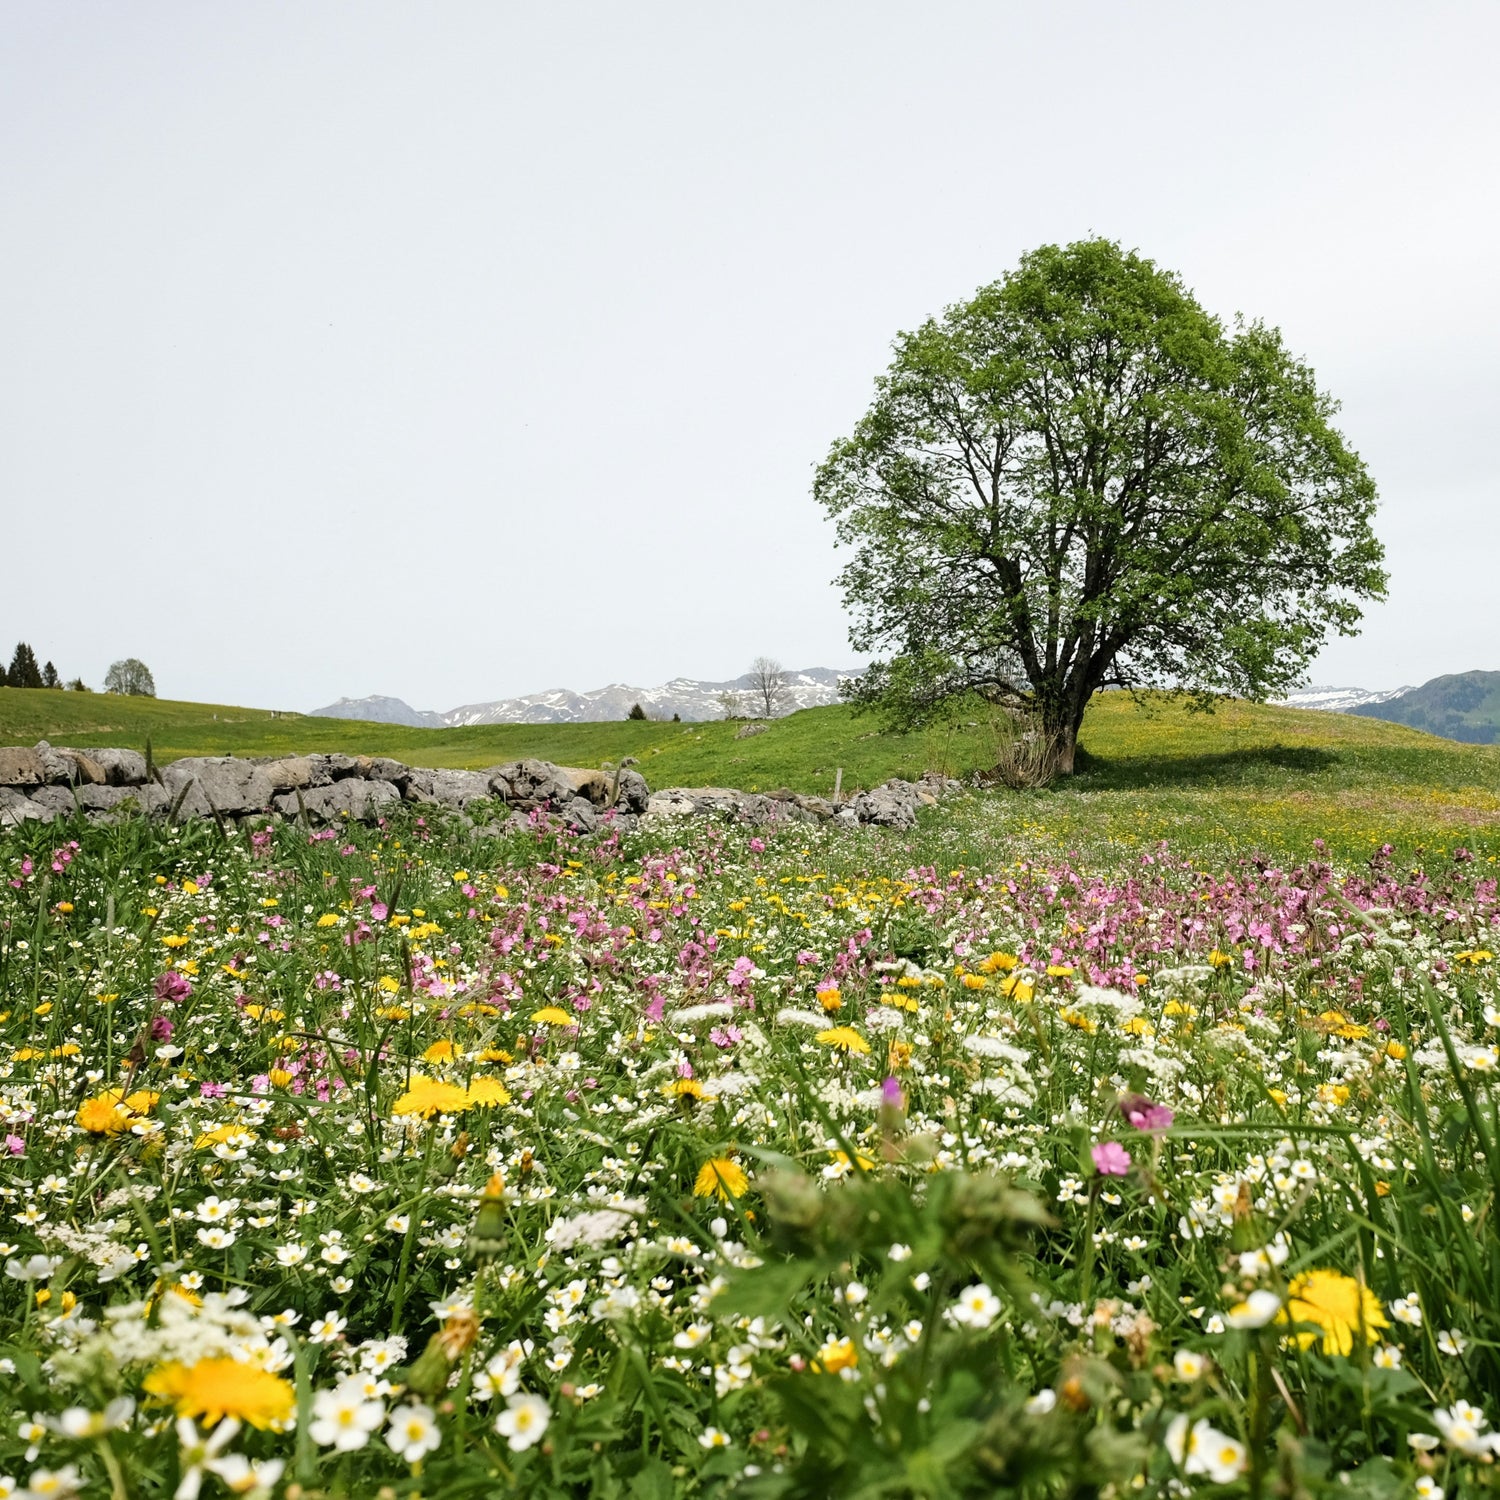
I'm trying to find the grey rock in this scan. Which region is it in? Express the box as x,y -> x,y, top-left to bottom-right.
160,758 -> 277,819
642,789 -> 700,823
487,759 -> 575,810
34,742 -> 105,786
0,747 -> 46,786
428,769 -> 497,810
88,748 -> 149,786
301,778 -> 401,823
77,783 -> 169,817
321,754 -> 369,781
615,768 -> 651,814
735,722 -> 769,739
0,786 -> 52,825
26,785 -> 78,818
851,780 -> 919,829
257,756 -> 316,791
367,758 -> 412,790
560,796 -> 599,834
793,795 -> 836,820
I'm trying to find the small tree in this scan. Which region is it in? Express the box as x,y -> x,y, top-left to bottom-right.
41,661 -> 60,689
104,658 -> 156,697
66,677 -> 91,692
627,702 -> 647,721
748,656 -> 792,718
816,238 -> 1386,773
7,643 -> 43,689
717,689 -> 745,720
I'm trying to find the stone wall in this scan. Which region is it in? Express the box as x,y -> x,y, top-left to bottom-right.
0,740 -> 960,834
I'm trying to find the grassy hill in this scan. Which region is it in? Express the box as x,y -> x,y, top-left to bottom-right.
1350,669 -> 1500,744
3,685 -> 1499,862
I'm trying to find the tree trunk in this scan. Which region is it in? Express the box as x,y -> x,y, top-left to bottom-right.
1051,722 -> 1077,776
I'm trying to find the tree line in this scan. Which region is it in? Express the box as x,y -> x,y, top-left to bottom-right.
0,643 -> 157,696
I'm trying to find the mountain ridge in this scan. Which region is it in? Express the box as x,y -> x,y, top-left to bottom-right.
310,668 -> 854,727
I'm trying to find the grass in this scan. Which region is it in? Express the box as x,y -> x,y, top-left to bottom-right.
4,685 -> 1499,864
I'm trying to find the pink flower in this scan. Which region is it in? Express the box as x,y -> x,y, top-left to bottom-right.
1120,1094 -> 1174,1132
1091,1141 -> 1131,1176
4,1134 -> 24,1156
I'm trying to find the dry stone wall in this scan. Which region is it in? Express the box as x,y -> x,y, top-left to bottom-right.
0,740 -> 960,834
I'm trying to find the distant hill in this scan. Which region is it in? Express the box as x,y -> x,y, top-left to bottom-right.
311,668 -> 853,727
1349,671 -> 1500,744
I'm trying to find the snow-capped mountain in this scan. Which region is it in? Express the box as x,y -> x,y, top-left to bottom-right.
311,669 -> 854,727
1275,685 -> 1415,713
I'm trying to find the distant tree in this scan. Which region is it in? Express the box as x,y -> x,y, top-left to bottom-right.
816,238 -> 1386,774
748,657 -> 792,718
7,642 -> 43,689
672,712 -> 681,722
66,677 -> 91,692
717,689 -> 745,720
104,658 -> 156,697
627,702 -> 647,721
41,661 -> 60,689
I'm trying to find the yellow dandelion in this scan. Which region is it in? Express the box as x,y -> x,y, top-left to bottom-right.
1278,1269 -> 1388,1356
664,1077 -> 706,1101
465,1077 -> 513,1109
816,1026 -> 871,1056
816,985 -> 843,1012
76,1094 -> 133,1134
693,1157 -> 749,1201
392,1076 -> 473,1119
144,1358 -> 294,1430
977,951 -> 1018,973
422,1039 -> 459,1063
530,1006 -> 575,1027
812,1337 -> 859,1374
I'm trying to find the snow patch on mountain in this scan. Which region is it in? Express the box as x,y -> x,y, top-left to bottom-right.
1275,685 -> 1415,713
311,669 -> 855,727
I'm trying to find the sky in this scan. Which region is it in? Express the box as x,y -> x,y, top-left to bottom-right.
3,3 -> 1496,712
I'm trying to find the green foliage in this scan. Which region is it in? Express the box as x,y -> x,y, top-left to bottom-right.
628,702 -> 648,721
816,238 -> 1387,764
6,642 -> 43,690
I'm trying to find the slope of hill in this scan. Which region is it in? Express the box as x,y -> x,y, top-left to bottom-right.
311,668 -> 851,727
1349,671 -> 1500,744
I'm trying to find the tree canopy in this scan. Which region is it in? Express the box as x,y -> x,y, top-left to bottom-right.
815,239 -> 1386,772
104,658 -> 156,697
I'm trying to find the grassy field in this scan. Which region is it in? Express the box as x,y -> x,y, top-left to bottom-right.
3,685 -> 1499,862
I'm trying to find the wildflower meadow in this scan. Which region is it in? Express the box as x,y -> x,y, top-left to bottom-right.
3,799 -> 1500,1498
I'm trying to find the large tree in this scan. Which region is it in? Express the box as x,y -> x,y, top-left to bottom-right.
104,658 -> 156,697
815,239 -> 1386,773
6,642 -> 43,690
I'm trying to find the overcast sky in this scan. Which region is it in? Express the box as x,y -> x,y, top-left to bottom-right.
3,3 -> 1495,711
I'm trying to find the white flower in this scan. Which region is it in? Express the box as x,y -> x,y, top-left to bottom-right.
274,1245 -> 307,1268
1432,1402 -> 1500,1457
4,1256 -> 62,1282
673,1322 -> 712,1350
17,1466 -> 83,1500
1437,1329 -> 1468,1356
1023,1389 -> 1056,1415
196,1227 -> 236,1249
195,1196 -> 239,1223
1172,1350 -> 1207,1380
887,1243 -> 912,1262
202,1453 -> 285,1497
1371,1344 -> 1402,1369
698,1427 -> 732,1449
308,1381 -> 384,1451
1414,1479 -> 1443,1500
1389,1294 -> 1423,1327
385,1403 -> 441,1464
50,1399 -> 135,1439
1224,1290 -> 1281,1329
946,1283 -> 1001,1330
1165,1415 -> 1248,1483
495,1392 -> 550,1452
307,1313 -> 347,1344
173,1417 -> 240,1500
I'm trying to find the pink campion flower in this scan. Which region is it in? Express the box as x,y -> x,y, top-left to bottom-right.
749,838 -> 765,853
199,1081 -> 226,1099
151,1016 -> 174,1040
1120,1094 -> 1174,1132
726,957 -> 756,991
1091,1142 -> 1132,1176
370,903 -> 389,922
5,1134 -> 25,1156
155,971 -> 192,1004
880,1077 -> 905,1111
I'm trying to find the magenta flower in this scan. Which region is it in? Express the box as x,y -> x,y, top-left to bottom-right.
4,1134 -> 24,1156
1120,1094 -> 1174,1131
1091,1141 -> 1132,1176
